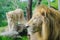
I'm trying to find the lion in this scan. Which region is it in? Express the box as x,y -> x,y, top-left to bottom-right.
0,9 -> 27,37
6,9 -> 26,31
25,5 -> 60,40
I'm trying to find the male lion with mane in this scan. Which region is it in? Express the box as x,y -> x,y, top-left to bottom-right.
26,5 -> 60,40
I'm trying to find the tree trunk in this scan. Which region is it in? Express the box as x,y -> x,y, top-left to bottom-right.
58,0 -> 60,11
48,0 -> 50,8
26,0 -> 32,21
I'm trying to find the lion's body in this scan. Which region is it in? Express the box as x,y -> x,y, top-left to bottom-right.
26,5 -> 60,40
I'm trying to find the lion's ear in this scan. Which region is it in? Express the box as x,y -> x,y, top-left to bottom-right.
41,12 -> 46,17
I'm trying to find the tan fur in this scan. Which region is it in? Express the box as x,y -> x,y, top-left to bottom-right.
6,9 -> 26,31
26,5 -> 60,40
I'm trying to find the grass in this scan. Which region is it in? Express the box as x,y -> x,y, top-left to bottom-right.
0,27 -> 28,40
0,36 -> 28,40
0,27 -> 6,33
0,36 -> 14,40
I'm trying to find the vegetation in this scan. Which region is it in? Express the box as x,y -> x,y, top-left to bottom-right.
0,36 -> 28,40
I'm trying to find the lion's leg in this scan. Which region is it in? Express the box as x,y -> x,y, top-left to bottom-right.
6,13 -> 16,31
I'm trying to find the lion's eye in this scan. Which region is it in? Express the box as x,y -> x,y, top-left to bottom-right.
33,23 -> 35,25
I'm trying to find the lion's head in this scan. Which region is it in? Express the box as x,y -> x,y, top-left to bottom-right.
26,5 -> 60,40
26,5 -> 50,34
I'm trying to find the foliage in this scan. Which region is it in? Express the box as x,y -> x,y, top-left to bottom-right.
50,0 -> 58,10
41,0 -> 58,10
41,0 -> 48,5
0,20 -> 7,27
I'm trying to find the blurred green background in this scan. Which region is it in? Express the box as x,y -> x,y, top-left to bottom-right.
0,0 -> 58,40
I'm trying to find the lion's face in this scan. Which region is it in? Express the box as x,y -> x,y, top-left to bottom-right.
26,14 -> 44,33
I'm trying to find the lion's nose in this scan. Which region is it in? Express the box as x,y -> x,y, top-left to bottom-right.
26,25 -> 29,28
25,24 -> 29,28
